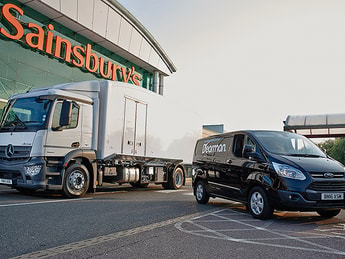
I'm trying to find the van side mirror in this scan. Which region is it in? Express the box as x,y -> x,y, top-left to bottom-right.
243,144 -> 265,161
59,100 -> 72,127
243,145 -> 255,158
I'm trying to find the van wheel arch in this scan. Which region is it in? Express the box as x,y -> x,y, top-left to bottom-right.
247,185 -> 274,219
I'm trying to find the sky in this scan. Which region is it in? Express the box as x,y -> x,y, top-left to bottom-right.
117,0 -> 345,132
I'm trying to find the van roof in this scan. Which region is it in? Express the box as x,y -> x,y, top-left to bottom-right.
199,130 -> 285,139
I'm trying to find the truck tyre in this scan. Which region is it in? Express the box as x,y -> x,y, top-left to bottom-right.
195,180 -> 209,204
316,209 -> 341,218
248,186 -> 273,220
169,167 -> 184,189
62,163 -> 89,198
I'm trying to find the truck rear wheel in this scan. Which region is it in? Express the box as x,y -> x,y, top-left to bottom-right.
168,167 -> 184,189
62,164 -> 89,198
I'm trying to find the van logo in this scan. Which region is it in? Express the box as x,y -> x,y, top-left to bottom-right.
6,144 -> 14,158
323,173 -> 334,178
202,142 -> 226,154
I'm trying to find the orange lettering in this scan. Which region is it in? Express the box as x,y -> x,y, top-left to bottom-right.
0,4 -> 24,40
132,74 -> 140,86
45,24 -> 54,54
111,64 -> 121,81
71,45 -> 85,67
54,36 -> 72,62
121,67 -> 131,83
99,57 -> 112,78
85,44 -> 99,73
25,23 -> 45,50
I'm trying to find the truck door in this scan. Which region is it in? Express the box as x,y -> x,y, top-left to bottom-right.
122,97 -> 147,156
45,100 -> 82,157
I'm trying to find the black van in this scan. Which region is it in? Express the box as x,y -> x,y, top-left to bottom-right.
192,130 -> 345,219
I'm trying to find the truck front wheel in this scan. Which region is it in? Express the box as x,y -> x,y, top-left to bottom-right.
62,164 -> 89,198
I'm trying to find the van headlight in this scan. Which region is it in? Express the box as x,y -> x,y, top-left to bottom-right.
272,162 -> 306,180
24,165 -> 42,177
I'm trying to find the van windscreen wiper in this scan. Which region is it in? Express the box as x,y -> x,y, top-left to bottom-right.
287,153 -> 323,158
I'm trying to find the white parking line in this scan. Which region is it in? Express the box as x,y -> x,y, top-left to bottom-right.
13,211 -> 208,258
175,209 -> 345,256
0,197 -> 92,207
155,190 -> 185,193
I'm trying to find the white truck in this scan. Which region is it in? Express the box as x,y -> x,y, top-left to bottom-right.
0,80 -> 201,197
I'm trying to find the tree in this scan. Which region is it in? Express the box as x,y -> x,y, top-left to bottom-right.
318,138 -> 345,165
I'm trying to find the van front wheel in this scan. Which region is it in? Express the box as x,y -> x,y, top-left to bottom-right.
195,181 -> 209,204
248,186 -> 273,219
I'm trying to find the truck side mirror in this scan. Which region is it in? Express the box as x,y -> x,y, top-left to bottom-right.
60,100 -> 72,127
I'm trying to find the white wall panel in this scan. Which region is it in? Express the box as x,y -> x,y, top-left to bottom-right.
41,0 -> 60,11
149,50 -> 160,69
61,0 -> 77,21
26,0 -> 61,19
92,0 -> 108,37
77,0 -> 94,29
106,9 -> 121,44
156,59 -> 170,75
139,40 -> 151,63
118,19 -> 132,51
129,29 -> 142,57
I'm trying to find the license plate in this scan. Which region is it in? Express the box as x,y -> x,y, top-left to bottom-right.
321,193 -> 344,200
0,178 -> 12,185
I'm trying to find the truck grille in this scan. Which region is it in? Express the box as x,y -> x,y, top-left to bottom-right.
0,145 -> 31,161
308,180 -> 345,192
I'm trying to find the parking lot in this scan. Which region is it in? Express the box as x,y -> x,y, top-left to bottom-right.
1,183 -> 345,258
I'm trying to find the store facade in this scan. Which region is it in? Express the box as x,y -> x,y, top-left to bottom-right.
0,0 -> 176,104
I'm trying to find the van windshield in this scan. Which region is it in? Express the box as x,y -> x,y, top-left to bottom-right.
252,131 -> 326,158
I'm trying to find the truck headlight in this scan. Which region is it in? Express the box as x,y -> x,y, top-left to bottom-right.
25,165 -> 42,177
272,162 -> 306,180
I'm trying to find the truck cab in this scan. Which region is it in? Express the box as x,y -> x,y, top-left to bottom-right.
0,88 -> 95,197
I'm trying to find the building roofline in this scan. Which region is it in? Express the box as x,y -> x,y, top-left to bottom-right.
109,0 -> 176,73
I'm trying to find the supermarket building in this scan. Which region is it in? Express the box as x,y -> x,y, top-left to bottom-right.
0,0 -> 176,111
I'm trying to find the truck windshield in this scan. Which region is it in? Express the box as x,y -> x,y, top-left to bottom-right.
252,131 -> 326,158
0,97 -> 51,132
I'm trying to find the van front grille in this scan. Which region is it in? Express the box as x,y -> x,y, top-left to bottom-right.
309,172 -> 344,179
308,181 -> 345,192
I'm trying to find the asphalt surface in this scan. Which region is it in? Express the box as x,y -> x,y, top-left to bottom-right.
1,181 -> 345,258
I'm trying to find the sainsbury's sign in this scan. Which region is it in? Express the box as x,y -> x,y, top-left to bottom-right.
0,3 -> 142,86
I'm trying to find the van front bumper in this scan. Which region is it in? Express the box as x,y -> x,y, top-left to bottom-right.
277,189 -> 345,210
